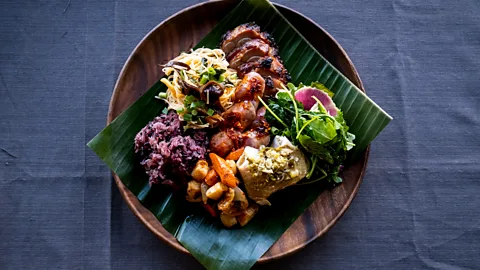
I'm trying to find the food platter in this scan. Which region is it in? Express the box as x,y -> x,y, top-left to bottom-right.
107,0 -> 369,262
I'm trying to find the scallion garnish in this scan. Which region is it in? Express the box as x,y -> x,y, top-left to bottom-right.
199,74 -> 209,85
183,114 -> 192,121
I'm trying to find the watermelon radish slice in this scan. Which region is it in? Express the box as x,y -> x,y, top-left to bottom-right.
294,87 -> 338,116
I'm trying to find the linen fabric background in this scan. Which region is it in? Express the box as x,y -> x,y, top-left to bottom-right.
1,0 -> 479,269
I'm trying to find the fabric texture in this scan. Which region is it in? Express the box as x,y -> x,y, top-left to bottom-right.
1,0 -> 479,269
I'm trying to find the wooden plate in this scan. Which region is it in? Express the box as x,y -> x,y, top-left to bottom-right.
108,0 -> 369,263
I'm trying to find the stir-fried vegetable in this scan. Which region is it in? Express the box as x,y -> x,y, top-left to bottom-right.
205,169 -> 220,186
220,213 -> 238,228
191,160 -> 209,182
263,82 -> 355,184
209,153 -> 238,188
206,182 -> 228,200
225,147 -> 245,161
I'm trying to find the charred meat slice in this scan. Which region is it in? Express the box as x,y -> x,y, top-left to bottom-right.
238,56 -> 291,97
238,56 -> 290,82
223,23 -> 291,97
220,23 -> 275,55
263,76 -> 285,97
227,39 -> 279,69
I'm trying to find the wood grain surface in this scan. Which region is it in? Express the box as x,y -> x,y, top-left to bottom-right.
107,0 -> 369,263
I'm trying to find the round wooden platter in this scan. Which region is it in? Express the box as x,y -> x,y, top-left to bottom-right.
108,0 -> 369,263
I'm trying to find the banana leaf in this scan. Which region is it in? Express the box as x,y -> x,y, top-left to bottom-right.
87,0 -> 392,269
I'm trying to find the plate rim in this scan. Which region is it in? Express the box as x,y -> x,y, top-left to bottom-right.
107,0 -> 369,263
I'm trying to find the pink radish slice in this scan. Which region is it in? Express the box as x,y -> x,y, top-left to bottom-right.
294,87 -> 338,116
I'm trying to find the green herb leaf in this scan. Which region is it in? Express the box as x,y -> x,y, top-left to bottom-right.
298,134 -> 334,164
333,176 -> 343,183
308,118 -> 337,144
287,82 -> 297,92
346,132 -> 356,151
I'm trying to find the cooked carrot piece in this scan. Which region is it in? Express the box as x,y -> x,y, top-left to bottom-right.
225,147 -> 245,161
205,169 -> 219,186
209,153 -> 238,188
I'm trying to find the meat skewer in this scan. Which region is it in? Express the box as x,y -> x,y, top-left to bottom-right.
210,72 -> 271,157
211,23 -> 289,157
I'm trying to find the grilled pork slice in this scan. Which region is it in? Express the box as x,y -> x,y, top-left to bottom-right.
220,23 -> 275,55
238,56 -> 291,96
226,39 -> 279,69
222,23 -> 291,96
238,57 -> 290,81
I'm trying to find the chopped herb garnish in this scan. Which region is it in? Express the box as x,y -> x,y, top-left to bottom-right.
207,67 -> 216,76
199,74 -> 209,85
181,95 -> 216,126
183,114 -> 192,121
184,95 -> 196,104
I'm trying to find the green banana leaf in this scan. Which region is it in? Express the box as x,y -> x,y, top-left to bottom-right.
87,0 -> 392,269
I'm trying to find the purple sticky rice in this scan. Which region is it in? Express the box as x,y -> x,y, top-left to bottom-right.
134,111 -> 208,186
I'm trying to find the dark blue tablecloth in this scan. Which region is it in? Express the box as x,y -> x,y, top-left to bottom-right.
1,0 -> 479,269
